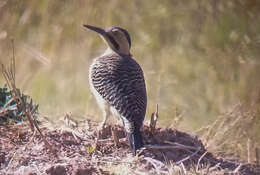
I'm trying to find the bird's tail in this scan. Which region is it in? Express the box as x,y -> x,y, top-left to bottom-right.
127,129 -> 143,155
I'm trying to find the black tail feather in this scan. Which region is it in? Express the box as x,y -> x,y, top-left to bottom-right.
127,129 -> 143,155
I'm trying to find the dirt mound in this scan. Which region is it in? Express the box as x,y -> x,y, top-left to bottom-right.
0,118 -> 259,175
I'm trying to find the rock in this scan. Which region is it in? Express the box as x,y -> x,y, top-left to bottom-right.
46,165 -> 66,175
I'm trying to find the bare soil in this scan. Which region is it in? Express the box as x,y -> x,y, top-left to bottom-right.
0,118 -> 259,175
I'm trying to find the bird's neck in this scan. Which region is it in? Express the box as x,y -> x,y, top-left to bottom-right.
101,47 -> 115,56
102,47 -> 131,57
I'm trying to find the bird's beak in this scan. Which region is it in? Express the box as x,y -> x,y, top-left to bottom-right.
83,24 -> 120,51
83,24 -> 106,37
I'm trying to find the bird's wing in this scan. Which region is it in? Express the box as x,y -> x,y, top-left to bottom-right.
91,53 -> 147,124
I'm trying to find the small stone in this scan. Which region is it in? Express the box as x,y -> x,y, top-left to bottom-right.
0,152 -> 5,165
46,165 -> 66,175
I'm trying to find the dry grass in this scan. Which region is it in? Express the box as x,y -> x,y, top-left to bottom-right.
1,114 -> 259,175
1,54 -> 54,153
198,101 -> 260,164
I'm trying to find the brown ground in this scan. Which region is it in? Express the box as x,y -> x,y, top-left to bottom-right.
0,117 -> 259,175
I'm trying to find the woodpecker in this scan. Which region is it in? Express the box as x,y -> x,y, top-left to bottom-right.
83,25 -> 147,155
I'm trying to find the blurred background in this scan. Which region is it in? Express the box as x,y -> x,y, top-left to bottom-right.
0,0 -> 260,132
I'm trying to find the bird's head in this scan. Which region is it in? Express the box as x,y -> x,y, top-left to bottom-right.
83,25 -> 131,56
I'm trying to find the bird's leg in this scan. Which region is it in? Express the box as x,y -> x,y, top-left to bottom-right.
99,113 -> 108,129
111,126 -> 119,147
98,105 -> 110,130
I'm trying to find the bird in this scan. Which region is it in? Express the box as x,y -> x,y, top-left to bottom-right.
83,24 -> 147,155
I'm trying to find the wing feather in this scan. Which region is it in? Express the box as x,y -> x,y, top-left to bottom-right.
91,53 -> 147,125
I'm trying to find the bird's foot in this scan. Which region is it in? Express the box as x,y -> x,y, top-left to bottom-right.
96,122 -> 107,140
97,122 -> 106,131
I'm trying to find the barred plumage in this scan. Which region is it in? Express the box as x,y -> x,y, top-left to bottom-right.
91,53 -> 146,127
84,25 -> 147,155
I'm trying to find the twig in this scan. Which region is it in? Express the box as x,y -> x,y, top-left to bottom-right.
1,63 -> 35,132
20,41 -> 51,66
164,141 -> 199,151
256,147 -> 259,165
175,147 -> 201,165
6,148 -> 17,169
144,144 -> 190,151
247,137 -> 251,163
208,163 -> 221,172
144,157 -> 167,174
32,118 -> 55,154
91,159 -> 132,164
180,162 -> 187,174
32,163 -> 42,175
0,105 -> 17,117
150,104 -> 159,133
96,137 -> 127,144
11,39 -> 15,86
144,143 -> 199,154
144,157 -> 165,168
232,163 -> 242,173
196,151 -> 208,172
64,113 -> 78,128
